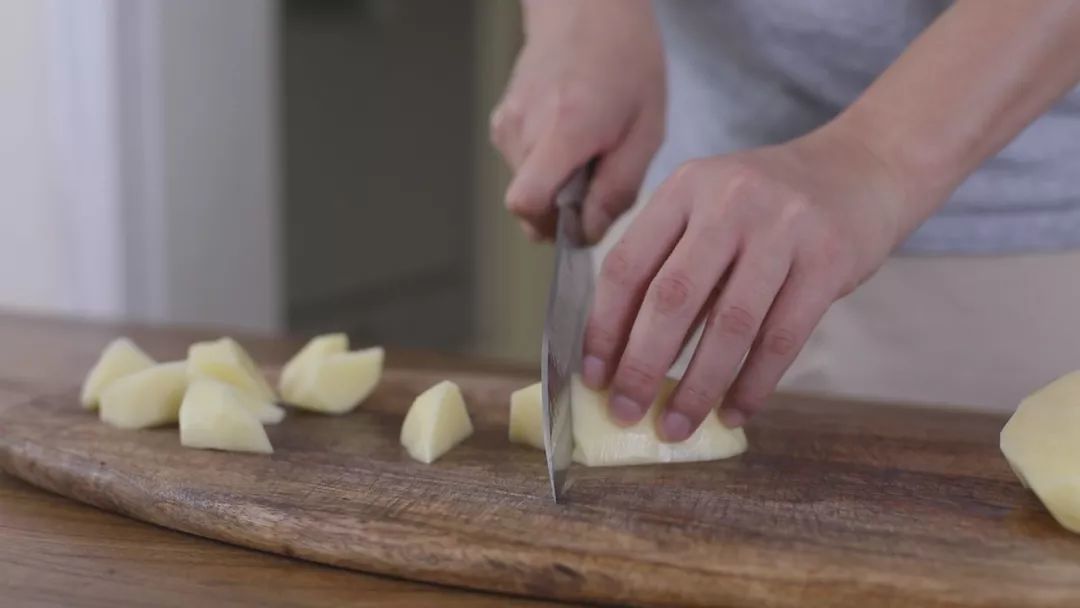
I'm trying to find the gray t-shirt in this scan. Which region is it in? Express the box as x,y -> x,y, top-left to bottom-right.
648,0 -> 1080,254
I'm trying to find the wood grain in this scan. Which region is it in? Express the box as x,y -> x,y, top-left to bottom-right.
0,311 -> 564,607
0,473 -> 563,608
2,336 -> 1079,608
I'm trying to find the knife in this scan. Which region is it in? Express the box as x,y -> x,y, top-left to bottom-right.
541,165 -> 594,503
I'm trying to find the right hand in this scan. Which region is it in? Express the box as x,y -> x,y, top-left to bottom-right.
490,0 -> 665,243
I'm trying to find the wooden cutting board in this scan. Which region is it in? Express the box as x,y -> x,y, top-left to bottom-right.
1,365 -> 1078,608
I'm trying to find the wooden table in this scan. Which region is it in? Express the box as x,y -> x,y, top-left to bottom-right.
0,311 -> 562,607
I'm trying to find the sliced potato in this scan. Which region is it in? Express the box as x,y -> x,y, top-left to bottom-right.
99,361 -> 187,429
286,347 -> 384,414
80,337 -> 155,409
180,378 -> 273,454
401,380 -> 473,463
571,376 -> 747,467
188,337 -> 276,402
508,382 -> 544,450
279,333 -> 348,400
1001,371 -> 1080,534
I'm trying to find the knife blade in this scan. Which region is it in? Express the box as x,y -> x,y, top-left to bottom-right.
541,165 -> 594,503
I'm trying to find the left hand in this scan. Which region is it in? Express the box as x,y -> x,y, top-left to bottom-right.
582,125 -> 918,438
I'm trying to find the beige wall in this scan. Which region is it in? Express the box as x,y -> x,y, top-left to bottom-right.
472,1 -> 553,365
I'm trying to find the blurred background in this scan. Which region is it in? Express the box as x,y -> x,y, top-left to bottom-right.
0,0 -> 550,364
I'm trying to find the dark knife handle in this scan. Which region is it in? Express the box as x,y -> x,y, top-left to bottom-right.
555,160 -> 596,212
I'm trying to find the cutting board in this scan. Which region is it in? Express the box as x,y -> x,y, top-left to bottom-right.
1,366 -> 1078,608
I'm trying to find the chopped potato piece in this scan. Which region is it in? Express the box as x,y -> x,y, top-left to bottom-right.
188,337 -> 276,402
401,380 -> 473,463
99,361 -> 187,429
571,376 -> 747,467
80,338 -> 155,409
279,333 -> 348,400
180,378 -> 273,454
1001,371 -> 1080,534
509,382 -> 544,450
286,347 -> 384,414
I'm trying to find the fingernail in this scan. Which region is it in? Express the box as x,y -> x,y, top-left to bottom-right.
720,408 -> 746,429
609,394 -> 644,424
582,356 -> 606,388
660,410 -> 692,442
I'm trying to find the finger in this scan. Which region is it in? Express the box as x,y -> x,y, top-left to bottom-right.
505,125 -> 596,237
660,237 -> 792,441
581,115 -> 661,243
489,101 -> 528,169
721,264 -> 835,427
606,220 -> 739,426
582,190 -> 689,396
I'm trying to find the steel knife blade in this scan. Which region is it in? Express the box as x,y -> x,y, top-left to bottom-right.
541,165 -> 593,503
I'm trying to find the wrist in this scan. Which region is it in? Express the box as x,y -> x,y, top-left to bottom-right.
819,109 -> 956,245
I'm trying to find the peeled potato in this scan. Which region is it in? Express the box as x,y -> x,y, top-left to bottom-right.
508,382 -> 545,450
230,380 -> 285,425
571,376 -> 748,467
1001,371 -> 1080,534
401,380 -> 473,463
188,337 -> 276,402
99,361 -> 187,429
286,347 -> 384,414
505,377 -> 748,466
180,378 -> 273,454
80,338 -> 156,409
279,333 -> 348,400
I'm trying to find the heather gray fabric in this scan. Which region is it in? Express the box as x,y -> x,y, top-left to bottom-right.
647,0 -> 1080,254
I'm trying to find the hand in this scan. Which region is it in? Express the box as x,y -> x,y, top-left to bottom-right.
582,126 -> 917,438
490,0 -> 664,243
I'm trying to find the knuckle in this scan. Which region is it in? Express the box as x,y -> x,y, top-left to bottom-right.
711,303 -> 759,340
489,102 -> 521,145
600,246 -> 641,290
584,324 -> 622,358
614,356 -> 661,399
649,271 -> 696,316
673,383 -> 720,416
761,326 -> 801,358
720,160 -> 766,200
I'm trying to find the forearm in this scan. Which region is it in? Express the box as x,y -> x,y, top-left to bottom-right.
832,0 -> 1080,237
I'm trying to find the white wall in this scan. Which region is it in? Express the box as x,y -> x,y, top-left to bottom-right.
122,0 -> 281,331
0,0 -> 280,331
0,1 -> 81,314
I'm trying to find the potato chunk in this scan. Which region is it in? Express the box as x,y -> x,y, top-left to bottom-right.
187,337 -> 276,402
401,380 -> 473,463
99,361 -> 187,429
1001,371 -> 1080,534
286,347 -> 384,414
180,378 -> 273,454
508,382 -> 544,450
279,333 -> 348,399
81,338 -> 155,409
571,376 -> 747,467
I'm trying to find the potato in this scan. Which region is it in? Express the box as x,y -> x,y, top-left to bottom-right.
285,347 -> 384,414
400,380 -> 473,463
1001,371 -> 1080,534
279,333 -> 348,400
508,382 -> 545,450
187,337 -> 276,402
80,337 -> 155,409
571,376 -> 747,467
180,378 -> 273,454
99,361 -> 187,429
